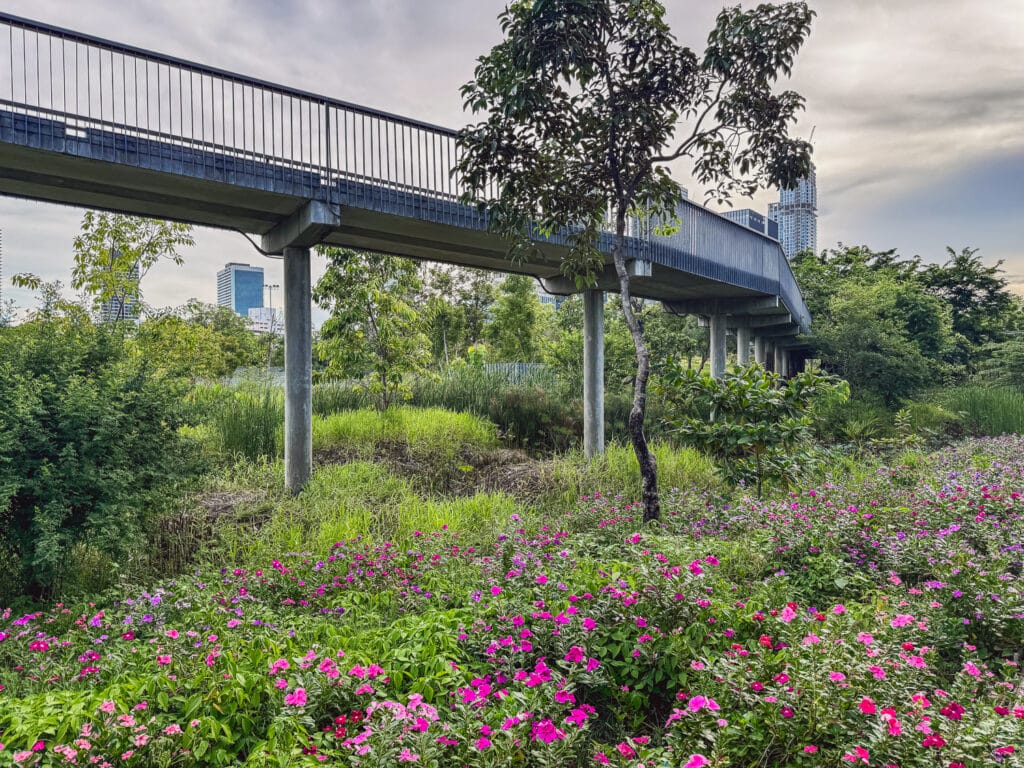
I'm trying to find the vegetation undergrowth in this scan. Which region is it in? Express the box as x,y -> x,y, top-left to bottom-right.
2,436 -> 1021,767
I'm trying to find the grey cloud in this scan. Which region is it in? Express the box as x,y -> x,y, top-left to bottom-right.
0,0 -> 1022,308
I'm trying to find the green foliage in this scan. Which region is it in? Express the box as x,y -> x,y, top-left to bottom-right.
920,247 -> 1018,370
458,0 -> 816,520
978,336 -> 1024,387
312,407 -> 499,460
134,315 -> 230,381
485,274 -> 545,362
313,248 -> 429,410
208,387 -> 284,460
937,386 -> 1024,437
71,212 -> 194,319
0,317 -> 190,599
545,441 -> 720,513
661,364 -> 848,495
794,245 -> 1018,398
793,248 -> 954,404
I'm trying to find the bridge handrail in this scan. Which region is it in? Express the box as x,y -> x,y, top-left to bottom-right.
0,11 -> 809,330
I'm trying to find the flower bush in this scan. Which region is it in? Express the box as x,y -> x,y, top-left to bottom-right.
1,436 -> 1022,766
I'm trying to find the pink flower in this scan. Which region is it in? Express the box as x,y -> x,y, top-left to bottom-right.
582,617 -> 597,631
683,755 -> 709,768
859,697 -> 876,715
163,724 -> 182,736
586,657 -> 601,672
99,700 -> 116,713
156,654 -> 172,665
593,753 -> 610,764
830,672 -> 846,682
354,684 -> 374,695
530,719 -> 565,744
804,745 -> 819,753
165,629 -> 178,639
284,688 -> 308,707
475,737 -> 492,750
779,606 -> 797,623
398,749 -> 419,762
564,646 -> 585,663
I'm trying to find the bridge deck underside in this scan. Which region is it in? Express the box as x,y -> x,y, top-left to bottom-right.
0,109 -> 787,308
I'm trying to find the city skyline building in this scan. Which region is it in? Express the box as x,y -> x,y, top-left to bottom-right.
217,262 -> 264,317
98,262 -> 141,322
247,306 -> 283,334
767,163 -> 818,258
721,208 -> 779,239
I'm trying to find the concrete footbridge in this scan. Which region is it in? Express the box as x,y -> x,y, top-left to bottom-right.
0,13 -> 811,490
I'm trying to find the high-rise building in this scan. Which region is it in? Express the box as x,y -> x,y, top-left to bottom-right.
99,262 -> 142,322
721,208 -> 779,240
767,164 -> 817,258
247,306 -> 283,334
217,263 -> 264,317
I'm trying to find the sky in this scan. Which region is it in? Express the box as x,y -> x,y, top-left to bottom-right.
1,0 -> 1022,317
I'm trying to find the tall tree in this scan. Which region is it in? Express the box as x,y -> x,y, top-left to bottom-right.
458,0 -> 814,519
313,249 -> 429,410
71,213 -> 194,321
921,247 -> 1015,372
486,274 -> 544,361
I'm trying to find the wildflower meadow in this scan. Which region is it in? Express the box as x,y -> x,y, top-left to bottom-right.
1,436 -> 1022,766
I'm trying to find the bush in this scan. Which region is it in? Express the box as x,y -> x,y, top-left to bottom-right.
661,364 -> 849,496
0,318 -> 191,599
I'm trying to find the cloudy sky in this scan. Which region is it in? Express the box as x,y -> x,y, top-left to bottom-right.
1,0 -> 1022,316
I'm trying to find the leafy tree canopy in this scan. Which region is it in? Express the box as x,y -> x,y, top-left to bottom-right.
313,249 -> 429,410
458,0 -> 816,520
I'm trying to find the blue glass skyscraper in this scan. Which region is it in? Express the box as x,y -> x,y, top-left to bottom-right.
217,263 -> 264,317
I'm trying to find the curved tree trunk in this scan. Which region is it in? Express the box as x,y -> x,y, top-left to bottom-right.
613,212 -> 659,521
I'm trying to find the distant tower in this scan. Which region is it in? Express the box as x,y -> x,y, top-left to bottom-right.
768,163 -> 817,258
217,263 -> 265,317
99,260 -> 142,322
721,208 -> 778,239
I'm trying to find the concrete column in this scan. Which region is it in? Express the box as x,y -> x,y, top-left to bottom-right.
754,336 -> 768,366
736,326 -> 752,367
583,289 -> 605,459
709,314 -> 727,380
284,246 -> 312,493
774,345 -> 788,378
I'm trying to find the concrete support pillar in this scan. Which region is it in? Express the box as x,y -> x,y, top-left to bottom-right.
709,314 -> 727,380
583,289 -> 605,459
754,336 -> 768,366
774,345 -> 788,378
284,246 -> 312,494
736,326 -> 752,367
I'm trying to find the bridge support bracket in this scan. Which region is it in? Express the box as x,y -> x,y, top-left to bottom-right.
262,200 -> 341,255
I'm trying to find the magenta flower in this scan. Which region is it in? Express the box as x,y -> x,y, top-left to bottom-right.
284,688 -> 307,706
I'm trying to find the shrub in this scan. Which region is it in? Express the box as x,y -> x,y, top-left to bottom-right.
0,318 -> 190,599
661,364 -> 849,496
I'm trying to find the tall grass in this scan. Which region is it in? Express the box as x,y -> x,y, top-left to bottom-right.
225,461 -> 521,563
312,407 -> 499,458
209,387 -> 283,460
542,440 -> 720,509
938,386 -> 1024,436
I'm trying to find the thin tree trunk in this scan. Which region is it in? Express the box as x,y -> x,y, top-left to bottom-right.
613,211 -> 659,521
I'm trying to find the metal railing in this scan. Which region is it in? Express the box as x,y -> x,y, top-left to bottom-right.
0,11 -> 808,328
0,11 -> 476,204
